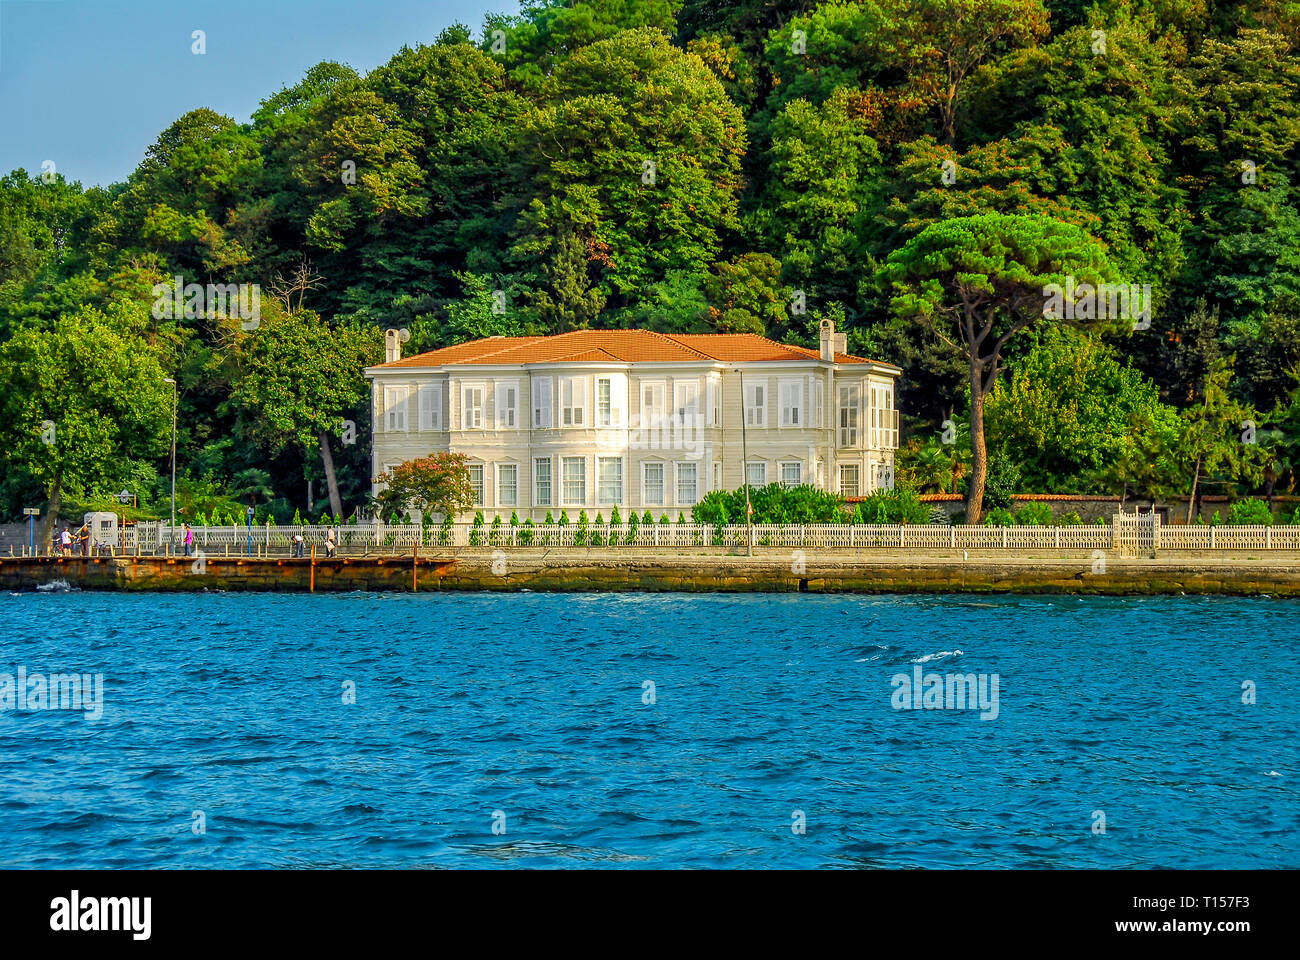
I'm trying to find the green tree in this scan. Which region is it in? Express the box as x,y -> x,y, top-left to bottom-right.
232,306 -> 381,519
0,304 -> 171,547
878,213 -> 1119,522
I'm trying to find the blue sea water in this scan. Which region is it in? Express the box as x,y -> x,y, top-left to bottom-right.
0,590 -> 1296,869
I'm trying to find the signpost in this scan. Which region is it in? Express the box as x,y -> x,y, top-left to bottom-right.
22,507 -> 38,554
246,504 -> 255,557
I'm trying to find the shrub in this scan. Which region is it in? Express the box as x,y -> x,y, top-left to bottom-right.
983,508 -> 1016,526
1227,498 -> 1273,525
489,514 -> 503,545
591,513 -> 605,546
1013,502 -> 1053,526
692,483 -> 847,524
1209,510 -> 1222,526
469,510 -> 485,545
1057,511 -> 1083,526
439,514 -> 454,546
659,513 -> 669,525
856,487 -> 930,524
519,519 -> 535,546
574,510 -> 589,546
610,506 -> 621,526
627,511 -> 639,544
928,507 -> 949,525
983,448 -> 1021,511
642,510 -> 654,524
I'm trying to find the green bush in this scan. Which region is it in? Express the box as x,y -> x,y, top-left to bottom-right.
856,487 -> 931,524
489,514 -> 503,545
1058,511 -> 1083,526
983,508 -> 1016,527
469,510 -> 485,545
519,519 -> 535,546
692,483 -> 848,525
1227,498 -> 1273,525
983,448 -> 1021,511
591,513 -> 605,546
928,507 -> 949,525
575,510 -> 589,546
627,511 -> 639,544
1013,502 -> 1053,526
439,514 -> 454,545
642,510 -> 654,524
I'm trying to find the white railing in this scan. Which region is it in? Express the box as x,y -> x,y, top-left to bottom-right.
126,518 -> 1300,553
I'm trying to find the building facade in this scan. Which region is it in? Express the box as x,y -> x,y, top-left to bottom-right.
365,322 -> 901,520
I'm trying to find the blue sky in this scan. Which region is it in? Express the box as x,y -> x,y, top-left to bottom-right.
0,0 -> 516,187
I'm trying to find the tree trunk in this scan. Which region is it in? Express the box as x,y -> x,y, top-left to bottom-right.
965,368 -> 988,525
1186,456 -> 1202,524
39,481 -> 61,555
319,427 -> 344,521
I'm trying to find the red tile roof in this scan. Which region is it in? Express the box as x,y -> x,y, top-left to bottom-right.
373,329 -> 894,369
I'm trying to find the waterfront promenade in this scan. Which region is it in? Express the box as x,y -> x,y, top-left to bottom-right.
3,550 -> 1300,596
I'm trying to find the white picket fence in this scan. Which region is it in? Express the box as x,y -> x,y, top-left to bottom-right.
129,517 -> 1300,554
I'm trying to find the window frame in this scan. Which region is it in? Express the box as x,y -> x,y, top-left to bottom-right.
597,456 -> 624,505
642,461 -> 665,506
497,462 -> 518,507
676,461 -> 698,505
561,456 -> 586,506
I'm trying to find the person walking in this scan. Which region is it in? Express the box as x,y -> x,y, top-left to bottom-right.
59,526 -> 72,557
324,527 -> 337,558
183,523 -> 194,557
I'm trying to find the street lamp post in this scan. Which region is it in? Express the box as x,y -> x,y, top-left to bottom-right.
164,378 -> 176,549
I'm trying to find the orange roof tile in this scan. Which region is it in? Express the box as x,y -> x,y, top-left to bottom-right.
374,329 -> 896,369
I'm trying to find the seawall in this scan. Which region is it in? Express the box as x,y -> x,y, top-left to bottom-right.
3,553 -> 1300,596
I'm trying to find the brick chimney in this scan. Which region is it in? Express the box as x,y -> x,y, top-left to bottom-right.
820,318 -> 845,361
384,328 -> 409,363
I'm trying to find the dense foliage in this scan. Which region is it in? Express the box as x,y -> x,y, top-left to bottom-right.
3,0 -> 1300,528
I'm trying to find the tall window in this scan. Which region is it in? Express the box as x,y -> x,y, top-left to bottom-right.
496,383 -> 517,429
781,461 -> 803,487
676,462 -> 698,504
462,385 -> 484,430
674,381 -> 700,426
641,382 -> 665,426
780,380 -> 803,427
597,457 -> 623,504
384,386 -> 407,431
532,377 -> 552,428
839,383 -> 859,447
560,377 -> 586,426
643,462 -> 665,505
840,464 -> 860,497
467,464 -> 484,505
498,464 -> 518,506
746,462 -> 766,487
597,378 -> 612,427
417,382 -> 441,431
534,458 -> 552,506
745,382 -> 765,427
562,457 -> 586,504
814,380 -> 824,429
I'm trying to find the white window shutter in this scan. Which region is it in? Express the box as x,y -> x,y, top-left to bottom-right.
574,377 -> 587,426
533,377 -> 552,428
418,383 -> 431,431
431,382 -> 442,430
611,374 -> 625,427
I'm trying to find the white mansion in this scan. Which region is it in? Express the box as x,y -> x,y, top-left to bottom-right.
366,320 -> 901,520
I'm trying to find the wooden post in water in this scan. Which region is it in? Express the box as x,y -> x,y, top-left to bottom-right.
413,542 -> 418,592
310,544 -> 315,592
